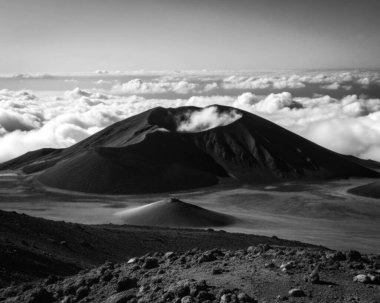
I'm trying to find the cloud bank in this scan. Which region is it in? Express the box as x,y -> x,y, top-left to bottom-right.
112,79 -> 200,94
177,106 -> 242,132
1,70 -> 380,163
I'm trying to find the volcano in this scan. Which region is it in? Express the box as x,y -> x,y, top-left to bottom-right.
116,198 -> 236,227
0,105 -> 378,194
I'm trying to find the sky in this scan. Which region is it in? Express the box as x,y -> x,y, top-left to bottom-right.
0,0 -> 380,73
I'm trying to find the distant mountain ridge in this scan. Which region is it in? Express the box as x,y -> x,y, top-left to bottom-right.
0,105 -> 378,194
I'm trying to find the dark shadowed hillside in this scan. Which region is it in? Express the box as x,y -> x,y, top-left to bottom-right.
2,210 -> 380,303
348,181 -> 380,199
0,209 -> 316,288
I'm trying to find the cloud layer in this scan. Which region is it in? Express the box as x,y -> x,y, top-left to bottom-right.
112,79 -> 200,94
1,70 -> 380,163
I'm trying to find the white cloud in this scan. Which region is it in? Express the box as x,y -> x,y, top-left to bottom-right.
94,79 -> 113,85
221,71 -> 380,91
204,82 -> 219,91
254,92 -> 300,113
0,109 -> 41,132
234,92 -> 260,107
112,79 -> 200,94
341,95 -> 380,117
222,74 -> 305,90
321,82 -> 340,90
221,75 -> 306,90
299,114 -> 380,159
177,106 -> 242,132
1,70 -> 380,164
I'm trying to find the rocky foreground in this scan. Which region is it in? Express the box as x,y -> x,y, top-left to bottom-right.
2,244 -> 380,303
0,210 -> 315,289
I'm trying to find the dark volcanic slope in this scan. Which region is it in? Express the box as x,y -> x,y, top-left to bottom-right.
0,210 -> 315,288
0,105 -> 378,194
348,181 -> 380,199
117,198 -> 236,227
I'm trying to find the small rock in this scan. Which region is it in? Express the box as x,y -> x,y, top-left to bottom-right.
45,275 -> 59,285
76,286 -> 89,300
116,277 -> 138,292
59,296 -> 74,303
309,265 -> 320,284
164,251 -> 175,259
353,274 -> 370,284
130,265 -> 140,272
368,274 -> 380,284
247,246 -> 255,253
168,280 -> 190,298
102,270 -> 113,282
103,290 -> 136,303
198,252 -> 216,263
331,251 -> 346,261
288,288 -> 305,297
127,257 -> 137,264
25,287 -> 54,303
197,291 -> 215,301
212,267 -> 223,275
257,243 -> 272,253
347,250 -> 361,262
237,292 -> 251,302
350,262 -> 364,270
181,296 -> 194,303
264,262 -> 276,269
220,294 -> 231,303
276,295 -> 288,301
191,279 -> 208,295
310,272 -> 320,284
280,261 -> 294,272
143,257 -> 159,269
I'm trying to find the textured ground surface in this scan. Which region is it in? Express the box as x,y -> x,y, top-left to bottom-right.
2,245 -> 380,303
0,210 -> 315,289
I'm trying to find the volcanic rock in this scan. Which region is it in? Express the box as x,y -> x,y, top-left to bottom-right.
353,274 -> 370,284
288,288 -> 305,297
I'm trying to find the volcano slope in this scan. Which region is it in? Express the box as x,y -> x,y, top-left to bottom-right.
349,181 -> 380,199
0,105 -> 378,194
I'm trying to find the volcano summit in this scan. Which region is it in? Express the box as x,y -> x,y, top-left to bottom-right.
0,105 -> 377,194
